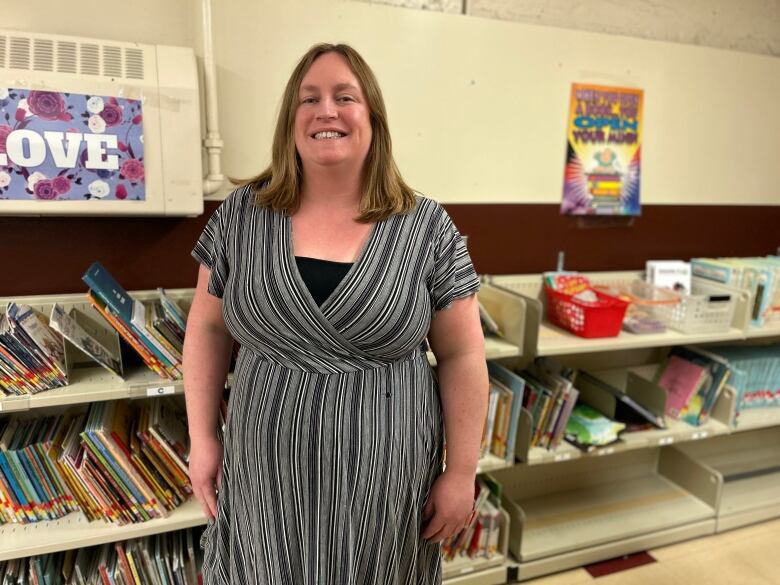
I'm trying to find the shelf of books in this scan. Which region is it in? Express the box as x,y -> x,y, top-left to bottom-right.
477,268 -> 780,581
0,498 -> 204,562
489,448 -> 718,580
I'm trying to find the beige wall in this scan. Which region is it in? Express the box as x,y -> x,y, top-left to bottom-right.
0,0 -> 195,48
358,0 -> 780,58
3,0 -> 779,206
211,1 -> 780,205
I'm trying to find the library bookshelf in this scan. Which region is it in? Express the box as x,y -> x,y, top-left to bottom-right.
483,271 -> 780,581
0,287 -> 523,583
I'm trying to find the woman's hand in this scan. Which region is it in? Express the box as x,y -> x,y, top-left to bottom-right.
189,434 -> 223,519
420,469 -> 476,543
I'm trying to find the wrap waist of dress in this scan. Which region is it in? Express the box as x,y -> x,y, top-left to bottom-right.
235,343 -> 431,376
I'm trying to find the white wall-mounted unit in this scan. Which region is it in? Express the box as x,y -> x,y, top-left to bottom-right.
0,30 -> 203,216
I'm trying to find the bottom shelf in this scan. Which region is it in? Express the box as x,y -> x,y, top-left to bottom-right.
490,448 -> 718,571
675,426 -> 780,533
443,554 -> 507,584
0,498 -> 205,562
717,472 -> 780,532
518,473 -> 713,561
444,565 -> 507,585
513,519 -> 715,581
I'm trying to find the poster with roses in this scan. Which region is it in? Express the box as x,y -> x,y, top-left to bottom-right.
560,83 -> 643,216
0,88 -> 145,201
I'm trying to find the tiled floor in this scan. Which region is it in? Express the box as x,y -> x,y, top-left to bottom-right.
520,518 -> 780,585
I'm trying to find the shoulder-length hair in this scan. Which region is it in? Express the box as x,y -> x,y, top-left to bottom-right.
243,43 -> 416,223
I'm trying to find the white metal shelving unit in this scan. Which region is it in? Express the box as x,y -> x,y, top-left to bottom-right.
481,271 -> 780,581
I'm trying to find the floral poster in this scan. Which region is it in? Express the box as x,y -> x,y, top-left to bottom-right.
0,88 -> 144,201
561,83 -> 643,216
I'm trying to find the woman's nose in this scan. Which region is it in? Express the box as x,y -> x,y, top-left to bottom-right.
315,98 -> 337,119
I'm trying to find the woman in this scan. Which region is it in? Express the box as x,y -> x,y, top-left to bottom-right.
184,43 -> 488,584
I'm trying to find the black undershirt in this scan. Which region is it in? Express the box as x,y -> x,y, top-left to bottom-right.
295,256 -> 353,307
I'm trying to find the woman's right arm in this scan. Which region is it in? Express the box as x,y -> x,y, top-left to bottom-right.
183,264 -> 234,519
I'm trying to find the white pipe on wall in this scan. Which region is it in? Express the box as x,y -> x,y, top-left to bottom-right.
201,0 -> 224,196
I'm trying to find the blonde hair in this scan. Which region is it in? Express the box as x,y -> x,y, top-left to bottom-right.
242,43 -> 416,223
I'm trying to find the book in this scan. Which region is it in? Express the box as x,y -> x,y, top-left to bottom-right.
565,404 -> 626,451
656,356 -> 710,419
82,262 -> 181,377
668,346 -> 732,425
86,291 -> 172,380
487,361 -> 526,459
49,304 -> 124,379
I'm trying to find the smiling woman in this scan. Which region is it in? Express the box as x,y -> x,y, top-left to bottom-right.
183,42 -> 489,585
294,53 -> 373,177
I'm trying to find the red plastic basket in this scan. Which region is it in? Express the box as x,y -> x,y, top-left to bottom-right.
544,287 -> 629,338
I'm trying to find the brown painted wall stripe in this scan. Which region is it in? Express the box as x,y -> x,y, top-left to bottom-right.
1,203 -> 778,297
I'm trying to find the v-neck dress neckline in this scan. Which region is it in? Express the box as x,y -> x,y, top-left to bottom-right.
284,213 -> 379,316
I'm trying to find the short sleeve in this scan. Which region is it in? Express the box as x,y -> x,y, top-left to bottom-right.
429,207 -> 481,312
191,192 -> 235,298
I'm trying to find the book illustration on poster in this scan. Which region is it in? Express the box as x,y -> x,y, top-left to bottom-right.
561,83 -> 643,216
49,303 -> 124,380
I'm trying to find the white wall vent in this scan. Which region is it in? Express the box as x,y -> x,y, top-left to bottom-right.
0,30 -> 202,217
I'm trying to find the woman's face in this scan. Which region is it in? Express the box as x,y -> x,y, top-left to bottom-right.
294,52 -> 372,173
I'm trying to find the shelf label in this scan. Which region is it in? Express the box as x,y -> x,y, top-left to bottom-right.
597,447 -> 615,456
658,437 -> 675,446
146,385 -> 175,397
460,567 -> 475,575
554,453 -> 572,462
691,431 -> 709,440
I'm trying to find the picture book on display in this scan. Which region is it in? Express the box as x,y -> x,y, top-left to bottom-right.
0,303 -> 68,396
49,303 -> 124,379
82,262 -> 188,380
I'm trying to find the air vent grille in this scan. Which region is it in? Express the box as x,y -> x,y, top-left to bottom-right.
125,47 -> 144,79
80,43 -> 100,76
1,33 -> 147,81
33,38 -> 54,71
9,36 -> 30,69
103,45 -> 122,77
57,41 -> 77,74
0,36 -> 7,69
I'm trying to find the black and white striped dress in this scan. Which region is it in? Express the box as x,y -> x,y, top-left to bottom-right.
192,186 -> 480,585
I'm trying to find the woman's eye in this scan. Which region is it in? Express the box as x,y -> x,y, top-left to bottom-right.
301,97 -> 317,104
337,96 -> 355,103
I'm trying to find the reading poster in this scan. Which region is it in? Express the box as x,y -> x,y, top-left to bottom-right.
0,88 -> 145,202
561,83 -> 643,216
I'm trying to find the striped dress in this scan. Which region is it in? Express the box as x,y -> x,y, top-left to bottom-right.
192,186 -> 480,585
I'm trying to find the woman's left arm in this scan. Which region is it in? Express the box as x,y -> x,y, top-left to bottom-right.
421,293 -> 489,543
